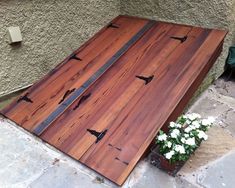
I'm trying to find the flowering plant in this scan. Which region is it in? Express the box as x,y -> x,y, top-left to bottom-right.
156,113 -> 214,164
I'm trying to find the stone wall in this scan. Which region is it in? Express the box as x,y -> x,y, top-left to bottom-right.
121,0 -> 235,90
0,0 -> 120,96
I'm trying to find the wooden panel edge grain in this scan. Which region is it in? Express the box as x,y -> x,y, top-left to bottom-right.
162,43 -> 223,131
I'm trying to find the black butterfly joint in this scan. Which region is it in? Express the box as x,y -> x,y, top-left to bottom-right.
17,93 -> 33,103
170,36 -> 188,43
108,143 -> 122,151
115,157 -> 129,165
136,75 -> 154,85
59,88 -> 76,104
87,129 -> 108,143
73,93 -> 91,110
68,53 -> 82,61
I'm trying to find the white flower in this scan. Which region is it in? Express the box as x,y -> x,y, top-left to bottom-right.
188,114 -> 196,121
176,123 -> 182,128
185,137 -> 196,146
170,129 -> 180,138
201,119 -> 211,126
181,137 -> 186,143
165,150 -> 175,159
197,130 -> 208,140
183,115 -> 187,119
169,122 -> 176,128
189,125 -> 197,130
194,113 -> 201,119
170,122 -> 181,128
185,113 -> 201,121
186,120 -> 191,125
166,141 -> 172,148
207,116 -> 215,124
174,145 -> 186,154
192,121 -> 200,128
184,134 -> 189,138
184,127 -> 192,133
158,133 -> 167,141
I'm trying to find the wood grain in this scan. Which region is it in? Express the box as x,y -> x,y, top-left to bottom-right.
0,15 -> 227,186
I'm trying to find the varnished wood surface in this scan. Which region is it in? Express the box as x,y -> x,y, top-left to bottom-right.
1,16 -> 227,185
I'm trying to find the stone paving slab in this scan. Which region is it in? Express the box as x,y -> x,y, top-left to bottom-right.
0,117 -> 112,188
197,150 -> 235,188
214,78 -> 235,99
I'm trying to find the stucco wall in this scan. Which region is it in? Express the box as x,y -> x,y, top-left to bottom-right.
1,0 -> 234,97
0,0 -> 120,96
121,0 -> 235,89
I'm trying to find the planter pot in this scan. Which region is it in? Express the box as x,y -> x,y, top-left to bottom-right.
150,146 -> 185,176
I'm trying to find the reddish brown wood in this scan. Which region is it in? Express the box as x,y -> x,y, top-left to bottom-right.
0,16 -> 227,185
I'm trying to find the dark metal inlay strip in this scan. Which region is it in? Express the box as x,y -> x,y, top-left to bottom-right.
33,20 -> 156,135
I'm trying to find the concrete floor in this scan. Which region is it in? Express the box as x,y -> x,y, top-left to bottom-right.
0,77 -> 235,188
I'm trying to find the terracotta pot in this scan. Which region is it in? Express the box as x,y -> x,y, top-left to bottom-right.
150,146 -> 185,176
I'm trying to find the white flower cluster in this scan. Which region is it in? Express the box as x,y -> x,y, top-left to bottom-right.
157,113 -> 214,161
201,116 -> 215,126
197,130 -> 208,140
169,122 -> 182,128
183,113 -> 201,121
170,129 -> 180,138
174,145 -> 185,154
165,150 -> 175,159
158,133 -> 167,141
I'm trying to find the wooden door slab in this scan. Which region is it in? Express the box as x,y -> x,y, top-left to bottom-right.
1,16 -> 227,185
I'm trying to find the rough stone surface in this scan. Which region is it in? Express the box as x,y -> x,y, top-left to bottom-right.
0,116 -> 114,188
121,0 -> 235,90
197,151 -> 235,188
215,78 -> 235,99
0,0 -> 120,96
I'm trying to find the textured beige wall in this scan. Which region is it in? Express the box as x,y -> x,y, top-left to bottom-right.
1,0 -> 234,97
121,0 -> 235,88
0,0 -> 120,96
